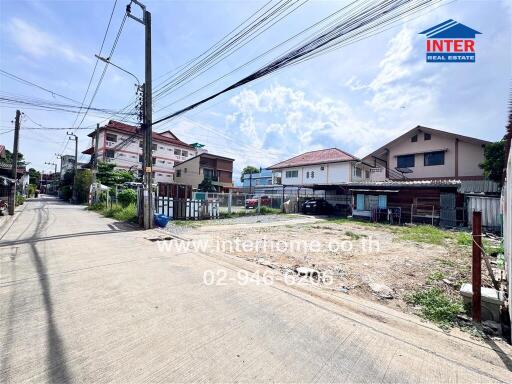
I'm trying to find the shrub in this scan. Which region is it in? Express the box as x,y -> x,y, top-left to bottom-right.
259,206 -> 281,215
15,194 -> 25,206
112,204 -> 137,222
118,189 -> 137,207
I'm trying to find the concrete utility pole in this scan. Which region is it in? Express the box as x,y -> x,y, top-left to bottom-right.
67,132 -> 78,202
127,0 -> 153,229
8,110 -> 21,215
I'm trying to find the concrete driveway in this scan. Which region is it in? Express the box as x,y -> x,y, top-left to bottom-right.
1,196 -> 511,383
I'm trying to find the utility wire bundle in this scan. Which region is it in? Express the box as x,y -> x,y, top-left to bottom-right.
153,0 -> 442,126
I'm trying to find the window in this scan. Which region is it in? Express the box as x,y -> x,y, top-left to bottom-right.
152,157 -> 156,165
139,155 -> 143,163
411,135 -> 417,142
306,171 -> 310,179
397,154 -> 415,168
176,170 -> 181,177
320,166 -> 325,171
182,150 -> 188,157
354,167 -> 362,178
174,149 -> 181,156
365,170 -> 370,179
424,133 -> 431,140
424,151 -> 444,166
105,150 -> 115,159
204,168 -> 215,179
139,141 -> 143,148
311,171 -> 314,178
285,170 -> 298,178
159,146 -> 164,150
106,133 -> 117,142
184,168 -> 187,173
152,144 -> 157,151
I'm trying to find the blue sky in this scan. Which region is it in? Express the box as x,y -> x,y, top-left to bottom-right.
0,0 -> 510,179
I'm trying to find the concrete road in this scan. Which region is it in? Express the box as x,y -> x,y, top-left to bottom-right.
1,196 -> 511,383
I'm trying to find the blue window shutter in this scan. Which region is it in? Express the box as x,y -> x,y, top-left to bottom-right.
356,194 -> 364,210
378,195 -> 387,209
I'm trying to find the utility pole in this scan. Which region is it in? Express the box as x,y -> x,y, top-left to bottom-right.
67,132 -> 78,203
127,0 -> 153,229
8,110 -> 21,215
44,161 -> 57,194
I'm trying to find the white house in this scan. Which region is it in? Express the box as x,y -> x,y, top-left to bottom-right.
267,148 -> 371,186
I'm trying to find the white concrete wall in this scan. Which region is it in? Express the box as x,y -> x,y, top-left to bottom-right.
503,145 -> 512,320
458,140 -> 485,177
276,162 -> 369,185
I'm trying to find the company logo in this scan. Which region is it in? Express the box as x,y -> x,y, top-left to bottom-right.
419,19 -> 481,63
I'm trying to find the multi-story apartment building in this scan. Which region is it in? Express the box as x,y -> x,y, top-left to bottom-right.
82,120 -> 197,184
173,153 -> 234,192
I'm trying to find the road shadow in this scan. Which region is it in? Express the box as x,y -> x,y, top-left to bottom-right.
484,336 -> 512,372
1,199 -> 72,383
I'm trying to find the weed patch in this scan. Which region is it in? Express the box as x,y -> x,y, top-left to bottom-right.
407,287 -> 463,326
399,225 -> 450,245
344,230 -> 367,240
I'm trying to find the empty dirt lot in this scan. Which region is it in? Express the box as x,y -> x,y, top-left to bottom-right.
179,215 -> 495,320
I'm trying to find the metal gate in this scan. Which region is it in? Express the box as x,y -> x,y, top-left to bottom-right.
155,196 -> 219,220
440,193 -> 456,227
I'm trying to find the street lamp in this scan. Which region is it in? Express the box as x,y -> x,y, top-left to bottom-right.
94,54 -> 141,88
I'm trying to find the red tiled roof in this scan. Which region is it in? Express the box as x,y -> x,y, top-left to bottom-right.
88,120 -> 193,149
268,148 -> 359,170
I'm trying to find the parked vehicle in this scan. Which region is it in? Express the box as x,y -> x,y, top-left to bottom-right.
302,198 -> 333,215
245,195 -> 271,209
0,199 -> 7,216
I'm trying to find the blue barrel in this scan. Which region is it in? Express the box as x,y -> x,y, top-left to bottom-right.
154,213 -> 170,227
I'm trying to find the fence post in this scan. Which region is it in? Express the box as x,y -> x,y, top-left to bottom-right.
410,203 -> 413,224
431,204 -> 434,226
472,210 -> 482,322
257,196 -> 261,214
228,190 -> 232,214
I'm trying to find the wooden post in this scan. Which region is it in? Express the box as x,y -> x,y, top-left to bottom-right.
410,203 -> 413,224
472,211 -> 482,322
431,204 -> 434,226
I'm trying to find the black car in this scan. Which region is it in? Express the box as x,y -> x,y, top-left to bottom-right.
301,198 -> 333,215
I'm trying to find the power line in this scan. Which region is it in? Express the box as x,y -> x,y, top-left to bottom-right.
152,0 -> 441,126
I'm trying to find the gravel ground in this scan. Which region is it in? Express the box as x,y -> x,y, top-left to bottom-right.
163,214 -> 301,237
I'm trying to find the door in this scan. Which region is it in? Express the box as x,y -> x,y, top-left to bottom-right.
440,193 -> 456,227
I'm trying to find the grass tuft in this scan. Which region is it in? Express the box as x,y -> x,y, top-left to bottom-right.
407,287 -> 463,326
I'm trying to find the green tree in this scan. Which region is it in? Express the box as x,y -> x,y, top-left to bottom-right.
28,168 -> 40,185
118,189 -> 137,207
480,140 -> 505,183
96,161 -> 134,187
2,149 -> 25,166
240,165 -> 260,183
198,178 -> 216,192
75,169 -> 93,203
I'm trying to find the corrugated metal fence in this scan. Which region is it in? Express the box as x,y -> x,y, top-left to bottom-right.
467,196 -> 501,233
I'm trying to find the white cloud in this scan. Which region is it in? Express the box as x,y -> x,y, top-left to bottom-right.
6,18 -> 91,64
224,84 -> 403,166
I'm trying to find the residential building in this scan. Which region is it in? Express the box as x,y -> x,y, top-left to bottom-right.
241,168 -> 273,190
82,120 -> 197,184
173,153 -> 234,192
363,126 -> 490,181
267,148 -> 371,186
